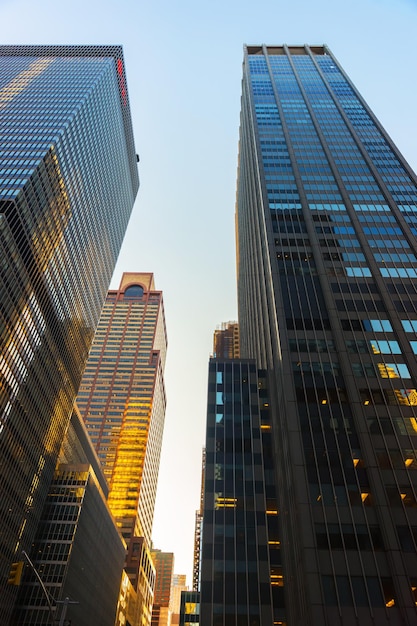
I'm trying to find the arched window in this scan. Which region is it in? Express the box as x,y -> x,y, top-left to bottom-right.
124,285 -> 144,298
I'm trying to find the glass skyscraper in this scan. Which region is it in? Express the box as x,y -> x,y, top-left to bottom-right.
201,360 -> 281,625
236,44 -> 417,625
0,45 -> 138,623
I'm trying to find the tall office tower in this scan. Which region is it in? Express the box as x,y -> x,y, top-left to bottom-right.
0,45 -> 138,623
200,360 -> 281,626
14,406 -> 126,626
123,536 -> 156,626
170,574 -> 188,626
76,272 -> 167,546
236,43 -> 417,625
213,321 -> 240,358
150,550 -> 174,626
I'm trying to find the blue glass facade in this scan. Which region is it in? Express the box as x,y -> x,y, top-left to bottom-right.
237,45 -> 417,625
0,46 -> 138,624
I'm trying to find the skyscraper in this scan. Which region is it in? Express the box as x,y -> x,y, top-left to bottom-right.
150,550 -> 174,626
200,360 -> 281,626
235,44 -> 417,625
193,448 -> 205,593
76,272 -> 167,545
0,45 -> 138,623
171,574 -> 188,626
213,322 -> 240,359
76,273 -> 167,626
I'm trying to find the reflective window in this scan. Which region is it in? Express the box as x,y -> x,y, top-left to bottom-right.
346,267 -> 372,277
377,363 -> 411,379
363,319 -> 393,332
402,320 -> 417,332
124,285 -> 144,298
370,340 -> 401,354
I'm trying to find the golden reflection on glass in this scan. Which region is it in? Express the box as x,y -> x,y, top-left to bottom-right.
370,341 -> 380,354
215,495 -> 237,509
396,389 -> 417,406
270,568 -> 284,586
377,363 -> 399,379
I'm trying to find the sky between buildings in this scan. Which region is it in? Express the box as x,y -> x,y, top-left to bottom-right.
1,0 -> 416,584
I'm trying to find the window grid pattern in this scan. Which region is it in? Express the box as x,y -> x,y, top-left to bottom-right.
76,277 -> 167,546
0,45 -> 138,623
201,361 -> 284,626
237,44 -> 417,624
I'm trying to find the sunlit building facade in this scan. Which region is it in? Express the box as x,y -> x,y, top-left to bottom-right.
213,321 -> 240,359
0,45 -> 138,624
236,43 -> 417,624
200,360 -> 281,625
151,550 -> 174,626
119,537 -> 156,626
171,574 -> 188,626
76,273 -> 167,626
77,272 -> 167,545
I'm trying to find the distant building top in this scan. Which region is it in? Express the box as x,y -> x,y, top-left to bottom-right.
213,321 -> 240,359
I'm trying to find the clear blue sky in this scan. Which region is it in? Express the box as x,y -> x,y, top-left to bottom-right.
1,0 -> 416,584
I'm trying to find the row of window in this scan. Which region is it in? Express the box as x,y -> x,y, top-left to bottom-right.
294,359 -> 412,379
296,386 -> 417,407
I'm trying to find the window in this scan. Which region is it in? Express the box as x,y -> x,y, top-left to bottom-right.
346,339 -> 368,353
352,363 -> 375,377
370,340 -> 401,354
377,363 -> 410,379
363,319 -> 393,332
124,285 -> 144,298
346,267 -> 372,277
402,320 -> 417,332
